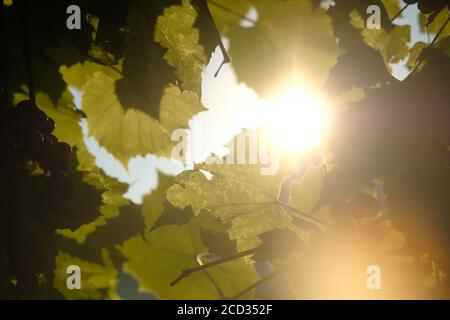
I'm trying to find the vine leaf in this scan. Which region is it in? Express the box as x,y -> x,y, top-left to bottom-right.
323,0 -> 401,96
227,0 -> 342,97
14,89 -> 83,147
82,71 -> 171,165
159,85 -> 206,134
253,229 -> 304,262
289,164 -> 327,215
165,134 -> 304,250
62,61 -> 205,166
192,0 -> 231,66
151,202 -> 194,232
200,228 -> 238,257
348,9 -> 411,67
208,0 -> 251,35
120,0 -> 178,119
119,215 -> 257,299
155,0 -> 207,95
53,250 -> 119,300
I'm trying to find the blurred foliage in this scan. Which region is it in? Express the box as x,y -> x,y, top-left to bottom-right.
0,0 -> 449,299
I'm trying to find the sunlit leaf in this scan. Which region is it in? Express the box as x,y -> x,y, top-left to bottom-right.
228,0 -> 342,97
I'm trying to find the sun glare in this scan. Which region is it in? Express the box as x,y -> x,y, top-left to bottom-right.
258,88 -> 328,152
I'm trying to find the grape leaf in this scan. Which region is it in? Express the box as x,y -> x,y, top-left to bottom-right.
208,0 -> 251,35
289,164 -> 327,214
165,132 -> 303,250
159,85 -> 205,134
155,0 -> 207,95
121,0 -> 178,119
227,0 -> 342,97
381,0 -> 402,20
349,9 -> 411,66
120,216 -> 257,299
323,0 -> 398,96
252,229 -> 304,262
418,7 -> 450,36
81,71 -> 171,166
406,41 -> 427,69
53,250 -> 119,300
151,202 -> 194,232
200,228 -> 238,257
64,61 -> 205,165
14,89 -> 83,147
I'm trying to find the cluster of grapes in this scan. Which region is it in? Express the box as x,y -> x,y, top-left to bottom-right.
404,0 -> 449,14
6,100 -> 72,173
4,100 -> 76,199
0,100 -> 76,298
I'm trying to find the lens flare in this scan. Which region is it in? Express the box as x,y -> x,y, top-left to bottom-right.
258,88 -> 328,152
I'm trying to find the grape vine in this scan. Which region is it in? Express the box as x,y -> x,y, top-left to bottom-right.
0,0 -> 449,300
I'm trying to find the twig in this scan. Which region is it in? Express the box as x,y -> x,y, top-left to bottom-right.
429,15 -> 450,48
389,4 -> 409,23
196,253 -> 226,299
170,248 -> 257,286
409,15 -> 450,75
276,200 -> 333,230
229,258 -> 302,300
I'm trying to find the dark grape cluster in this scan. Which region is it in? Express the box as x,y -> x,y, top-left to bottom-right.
404,0 -> 450,14
0,100 -> 101,299
5,100 -> 72,173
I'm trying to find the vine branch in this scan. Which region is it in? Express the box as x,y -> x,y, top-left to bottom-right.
229,258 -> 302,300
409,15 -> 450,75
389,4 -> 409,23
276,200 -> 333,230
196,253 -> 226,299
170,248 -> 257,286
429,15 -> 450,48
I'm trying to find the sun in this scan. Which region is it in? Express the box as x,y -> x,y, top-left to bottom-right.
258,88 -> 328,152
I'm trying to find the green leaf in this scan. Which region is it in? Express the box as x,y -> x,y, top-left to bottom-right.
361,25 -> 411,65
140,173 -> 176,229
208,0 -> 251,35
227,0 -> 342,97
290,164 -> 327,214
120,216 -> 257,299
151,202 -> 194,232
60,61 -> 118,90
82,71 -> 171,165
53,250 -> 119,300
121,1 -> 177,119
253,229 -> 304,262
200,228 -> 238,257
64,60 -> 205,166
14,90 -> 83,147
155,0 -> 207,95
56,204 -> 120,245
165,134 -> 302,250
349,9 -> 411,66
406,41 -> 427,69
160,85 -> 205,134
418,7 -> 450,37
381,0 -> 402,20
